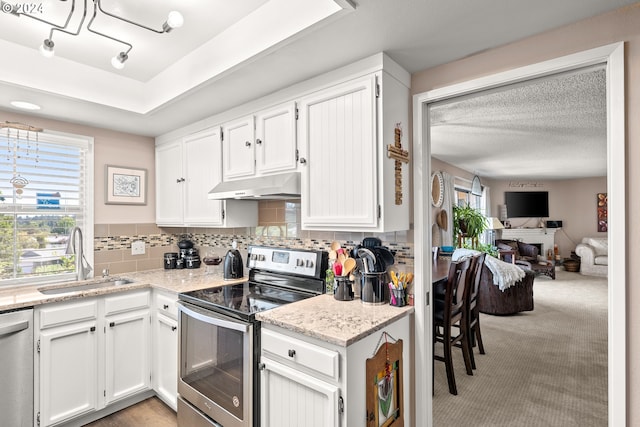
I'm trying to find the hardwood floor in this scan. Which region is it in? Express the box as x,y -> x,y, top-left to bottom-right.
83,398 -> 177,427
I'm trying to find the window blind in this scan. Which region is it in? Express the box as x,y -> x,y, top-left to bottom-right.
0,129 -> 90,285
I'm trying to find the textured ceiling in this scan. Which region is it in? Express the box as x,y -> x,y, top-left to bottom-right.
430,66 -> 607,180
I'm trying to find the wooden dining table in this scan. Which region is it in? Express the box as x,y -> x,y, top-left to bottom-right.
432,257 -> 452,284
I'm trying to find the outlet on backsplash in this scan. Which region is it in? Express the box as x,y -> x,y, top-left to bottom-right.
131,240 -> 145,255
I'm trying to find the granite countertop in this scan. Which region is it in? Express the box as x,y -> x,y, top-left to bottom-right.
256,294 -> 414,347
1,268 -> 414,348
0,268 -> 245,311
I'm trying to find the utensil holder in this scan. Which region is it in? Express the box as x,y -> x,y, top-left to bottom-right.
360,271 -> 389,305
390,288 -> 406,307
334,277 -> 354,301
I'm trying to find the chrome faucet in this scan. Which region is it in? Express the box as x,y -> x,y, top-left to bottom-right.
66,226 -> 93,281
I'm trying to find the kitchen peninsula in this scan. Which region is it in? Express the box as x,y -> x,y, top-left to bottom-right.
0,268 -> 413,427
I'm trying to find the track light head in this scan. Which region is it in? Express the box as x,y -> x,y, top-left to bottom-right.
111,52 -> 128,70
163,11 -> 184,32
39,39 -> 55,58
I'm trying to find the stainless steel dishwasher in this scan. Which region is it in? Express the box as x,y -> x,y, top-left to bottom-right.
0,307 -> 34,427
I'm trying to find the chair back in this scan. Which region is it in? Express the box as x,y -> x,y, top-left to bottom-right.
467,253 -> 487,305
444,257 -> 471,318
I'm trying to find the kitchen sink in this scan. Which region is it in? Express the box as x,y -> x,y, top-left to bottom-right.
38,278 -> 134,295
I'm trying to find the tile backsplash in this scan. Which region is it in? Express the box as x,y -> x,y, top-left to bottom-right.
94,201 -> 414,275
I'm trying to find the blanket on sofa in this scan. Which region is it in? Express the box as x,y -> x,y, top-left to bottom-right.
452,248 -> 526,291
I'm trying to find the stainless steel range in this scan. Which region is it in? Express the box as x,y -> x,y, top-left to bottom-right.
177,245 -> 328,427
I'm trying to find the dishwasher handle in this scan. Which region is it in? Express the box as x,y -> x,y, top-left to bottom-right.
0,320 -> 29,338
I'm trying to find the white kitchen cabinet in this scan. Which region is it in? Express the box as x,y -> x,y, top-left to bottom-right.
255,102 -> 298,175
155,140 -> 184,225
37,300 -> 99,427
260,312 -> 413,427
223,116 -> 256,180
261,358 -> 341,427
155,127 -> 258,227
104,291 -> 151,405
222,102 -> 298,181
35,290 -> 151,426
297,66 -> 410,232
260,328 -> 341,427
152,290 -> 178,410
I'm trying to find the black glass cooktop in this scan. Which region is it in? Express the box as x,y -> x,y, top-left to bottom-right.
179,281 -> 315,322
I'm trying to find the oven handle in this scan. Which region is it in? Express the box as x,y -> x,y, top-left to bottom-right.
177,301 -> 250,333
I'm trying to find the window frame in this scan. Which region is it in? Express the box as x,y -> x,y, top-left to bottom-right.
0,129 -> 94,288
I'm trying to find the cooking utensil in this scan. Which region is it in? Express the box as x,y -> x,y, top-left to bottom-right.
333,262 -> 343,276
374,246 -> 395,266
362,237 -> 382,248
343,257 -> 356,275
357,248 -> 377,273
330,241 -> 341,252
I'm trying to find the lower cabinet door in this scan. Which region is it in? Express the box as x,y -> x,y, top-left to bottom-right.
38,321 -> 99,427
260,358 -> 340,427
105,309 -> 151,405
155,313 -> 178,410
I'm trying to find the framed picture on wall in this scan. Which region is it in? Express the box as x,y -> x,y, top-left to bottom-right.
105,165 -> 147,205
597,192 -> 607,232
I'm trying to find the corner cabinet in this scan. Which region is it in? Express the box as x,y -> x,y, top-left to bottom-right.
222,102 -> 298,181
298,69 -> 410,232
152,290 -> 179,411
155,127 -> 258,228
260,312 -> 414,427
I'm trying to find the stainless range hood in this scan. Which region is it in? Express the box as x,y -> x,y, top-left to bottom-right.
208,172 -> 300,200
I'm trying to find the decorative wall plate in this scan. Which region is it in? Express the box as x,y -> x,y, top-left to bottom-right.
431,172 -> 444,207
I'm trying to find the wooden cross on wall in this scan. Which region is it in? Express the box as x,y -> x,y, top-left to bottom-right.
386,123 -> 409,205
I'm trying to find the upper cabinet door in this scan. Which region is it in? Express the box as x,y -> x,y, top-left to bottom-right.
183,128 -> 224,225
298,75 -> 378,229
155,141 -> 184,226
255,102 -> 298,175
223,116 -> 255,180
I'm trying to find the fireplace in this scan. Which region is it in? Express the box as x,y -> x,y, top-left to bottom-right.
498,228 -> 557,258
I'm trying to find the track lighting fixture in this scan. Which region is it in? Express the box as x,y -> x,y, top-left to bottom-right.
7,0 -> 183,70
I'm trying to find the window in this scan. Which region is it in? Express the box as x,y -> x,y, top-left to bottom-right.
0,128 -> 93,287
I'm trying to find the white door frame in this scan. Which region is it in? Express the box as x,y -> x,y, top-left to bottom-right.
412,42 -> 625,427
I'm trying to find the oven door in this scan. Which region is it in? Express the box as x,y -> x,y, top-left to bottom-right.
177,301 -> 254,427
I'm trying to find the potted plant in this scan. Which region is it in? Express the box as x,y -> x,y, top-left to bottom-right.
452,203 -> 486,248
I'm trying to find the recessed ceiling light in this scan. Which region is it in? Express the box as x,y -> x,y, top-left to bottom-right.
10,101 -> 41,110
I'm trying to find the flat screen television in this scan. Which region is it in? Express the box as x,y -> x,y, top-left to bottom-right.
505,191 -> 549,218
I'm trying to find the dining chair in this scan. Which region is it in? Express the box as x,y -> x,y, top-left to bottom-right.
464,252 -> 487,369
433,257 -> 474,395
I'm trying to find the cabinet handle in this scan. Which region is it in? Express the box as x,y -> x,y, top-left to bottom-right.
90,326 -> 96,332
176,177 -> 185,183
109,321 -> 115,328
288,349 -> 296,357
299,157 -> 307,165
256,138 -> 262,145
163,304 -> 169,310
171,326 -> 177,331
245,141 -> 251,147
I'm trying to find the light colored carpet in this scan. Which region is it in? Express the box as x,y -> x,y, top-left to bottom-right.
433,269 -> 608,426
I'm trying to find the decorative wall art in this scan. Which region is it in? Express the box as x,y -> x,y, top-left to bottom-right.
597,192 -> 608,232
105,165 -> 147,205
366,333 -> 404,427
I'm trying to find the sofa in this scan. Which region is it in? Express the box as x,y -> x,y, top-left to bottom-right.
478,262 -> 535,315
575,237 -> 608,277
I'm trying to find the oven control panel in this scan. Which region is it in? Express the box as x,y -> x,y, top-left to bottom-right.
247,246 -> 326,278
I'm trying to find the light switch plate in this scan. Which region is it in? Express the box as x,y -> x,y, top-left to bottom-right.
131,240 -> 145,255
